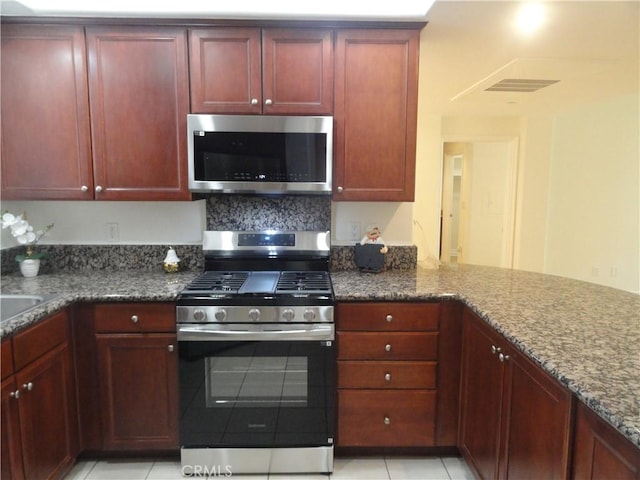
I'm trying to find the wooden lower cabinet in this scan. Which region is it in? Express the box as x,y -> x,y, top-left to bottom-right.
338,390 -> 436,447
336,302 -> 444,448
459,308 -> 573,480
1,376 -> 24,480
572,402 -> 640,480
94,303 -> 179,451
0,310 -> 78,480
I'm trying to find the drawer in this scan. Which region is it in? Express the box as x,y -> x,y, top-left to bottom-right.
1,339 -> 14,379
12,309 -> 68,371
337,332 -> 438,360
94,303 -> 175,333
337,389 -> 436,447
337,302 -> 439,331
338,361 -> 437,389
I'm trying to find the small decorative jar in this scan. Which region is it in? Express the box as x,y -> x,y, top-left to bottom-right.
163,247 -> 180,273
19,258 -> 41,277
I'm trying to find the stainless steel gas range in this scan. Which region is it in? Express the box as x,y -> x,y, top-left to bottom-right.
176,231 -> 335,475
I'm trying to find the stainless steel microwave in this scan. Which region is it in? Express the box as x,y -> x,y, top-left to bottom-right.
187,115 -> 333,195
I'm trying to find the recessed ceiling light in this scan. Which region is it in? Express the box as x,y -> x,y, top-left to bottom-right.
516,3 -> 545,34
6,0 -> 436,18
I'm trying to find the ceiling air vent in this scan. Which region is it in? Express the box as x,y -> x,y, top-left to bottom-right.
485,78 -> 560,92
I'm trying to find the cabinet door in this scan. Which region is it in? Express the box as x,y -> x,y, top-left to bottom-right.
1,24 -> 93,200
459,310 -> 504,480
86,27 -> 190,200
334,29 -> 419,201
1,377 -> 24,480
97,333 -> 179,450
499,348 -> 573,480
573,402 -> 640,480
189,28 -> 262,114
262,29 -> 333,115
16,343 -> 76,480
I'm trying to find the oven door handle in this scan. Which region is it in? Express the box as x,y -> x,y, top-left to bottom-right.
177,324 -> 334,342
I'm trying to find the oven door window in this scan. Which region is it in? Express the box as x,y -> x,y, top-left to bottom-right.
179,340 -> 335,448
206,355 -> 308,408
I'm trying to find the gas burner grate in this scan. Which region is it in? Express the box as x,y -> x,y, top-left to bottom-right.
185,271 -> 249,293
276,271 -> 332,294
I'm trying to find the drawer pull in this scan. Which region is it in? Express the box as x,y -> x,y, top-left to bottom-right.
131,315 -> 139,324
491,345 -> 501,355
22,382 -> 33,391
168,344 -> 174,353
386,314 -> 393,322
384,416 -> 391,425
384,373 -> 391,382
385,344 -> 392,352
9,390 -> 20,399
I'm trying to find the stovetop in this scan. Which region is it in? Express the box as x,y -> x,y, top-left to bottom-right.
180,270 -> 332,296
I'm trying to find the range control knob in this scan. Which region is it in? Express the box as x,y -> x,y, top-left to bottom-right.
303,309 -> 317,321
248,308 -> 261,322
282,309 -> 295,321
214,309 -> 227,321
193,309 -> 207,322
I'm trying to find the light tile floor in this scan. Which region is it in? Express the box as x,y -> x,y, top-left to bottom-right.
64,456 -> 475,480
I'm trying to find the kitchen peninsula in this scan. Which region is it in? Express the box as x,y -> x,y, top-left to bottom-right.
1,263 -> 639,475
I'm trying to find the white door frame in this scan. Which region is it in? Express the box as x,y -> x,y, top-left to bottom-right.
438,135 -> 519,268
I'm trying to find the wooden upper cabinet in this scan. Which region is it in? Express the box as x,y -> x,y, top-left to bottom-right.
262,29 -> 333,114
333,29 -> 419,201
1,24 -> 94,200
189,28 -> 333,114
86,26 -> 190,200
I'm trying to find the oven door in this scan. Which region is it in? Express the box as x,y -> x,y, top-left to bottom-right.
177,323 -> 335,451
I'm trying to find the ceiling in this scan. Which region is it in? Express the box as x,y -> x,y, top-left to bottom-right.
1,1 -> 638,117
422,1 -> 639,116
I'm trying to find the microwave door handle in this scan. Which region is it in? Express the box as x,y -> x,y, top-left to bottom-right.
177,325 -> 334,342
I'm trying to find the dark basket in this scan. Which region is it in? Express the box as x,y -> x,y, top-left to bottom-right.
354,243 -> 385,273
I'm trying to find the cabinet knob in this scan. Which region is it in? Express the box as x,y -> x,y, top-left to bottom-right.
9,390 -> 20,399
384,416 -> 391,425
336,186 -> 344,193
491,345 -> 501,355
250,98 -> 259,105
384,373 -> 391,382
386,314 -> 393,322
95,185 -> 103,193
131,315 -> 139,323
22,382 -> 33,391
265,98 -> 273,106
81,185 -> 89,192
168,344 -> 174,353
385,344 -> 392,352
498,353 -> 510,363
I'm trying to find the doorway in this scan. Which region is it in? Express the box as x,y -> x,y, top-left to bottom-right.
439,138 -> 518,268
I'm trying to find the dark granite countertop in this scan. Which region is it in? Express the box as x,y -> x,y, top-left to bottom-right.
1,264 -> 638,449
331,265 -> 640,449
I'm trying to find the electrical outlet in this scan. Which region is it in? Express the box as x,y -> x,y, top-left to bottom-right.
347,222 -> 361,241
106,222 -> 119,242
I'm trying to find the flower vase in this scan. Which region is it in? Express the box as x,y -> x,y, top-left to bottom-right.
20,259 -> 41,277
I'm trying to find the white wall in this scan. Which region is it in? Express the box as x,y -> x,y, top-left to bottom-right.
0,200 -> 206,248
331,202 -> 413,246
544,94 -> 640,293
513,115 -> 553,272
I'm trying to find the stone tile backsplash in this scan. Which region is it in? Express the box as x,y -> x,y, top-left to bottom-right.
1,195 -> 416,273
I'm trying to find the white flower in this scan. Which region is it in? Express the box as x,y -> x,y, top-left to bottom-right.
1,211 -> 53,249
1,212 -> 18,228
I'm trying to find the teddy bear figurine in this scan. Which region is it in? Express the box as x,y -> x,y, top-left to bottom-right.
360,225 -> 388,254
